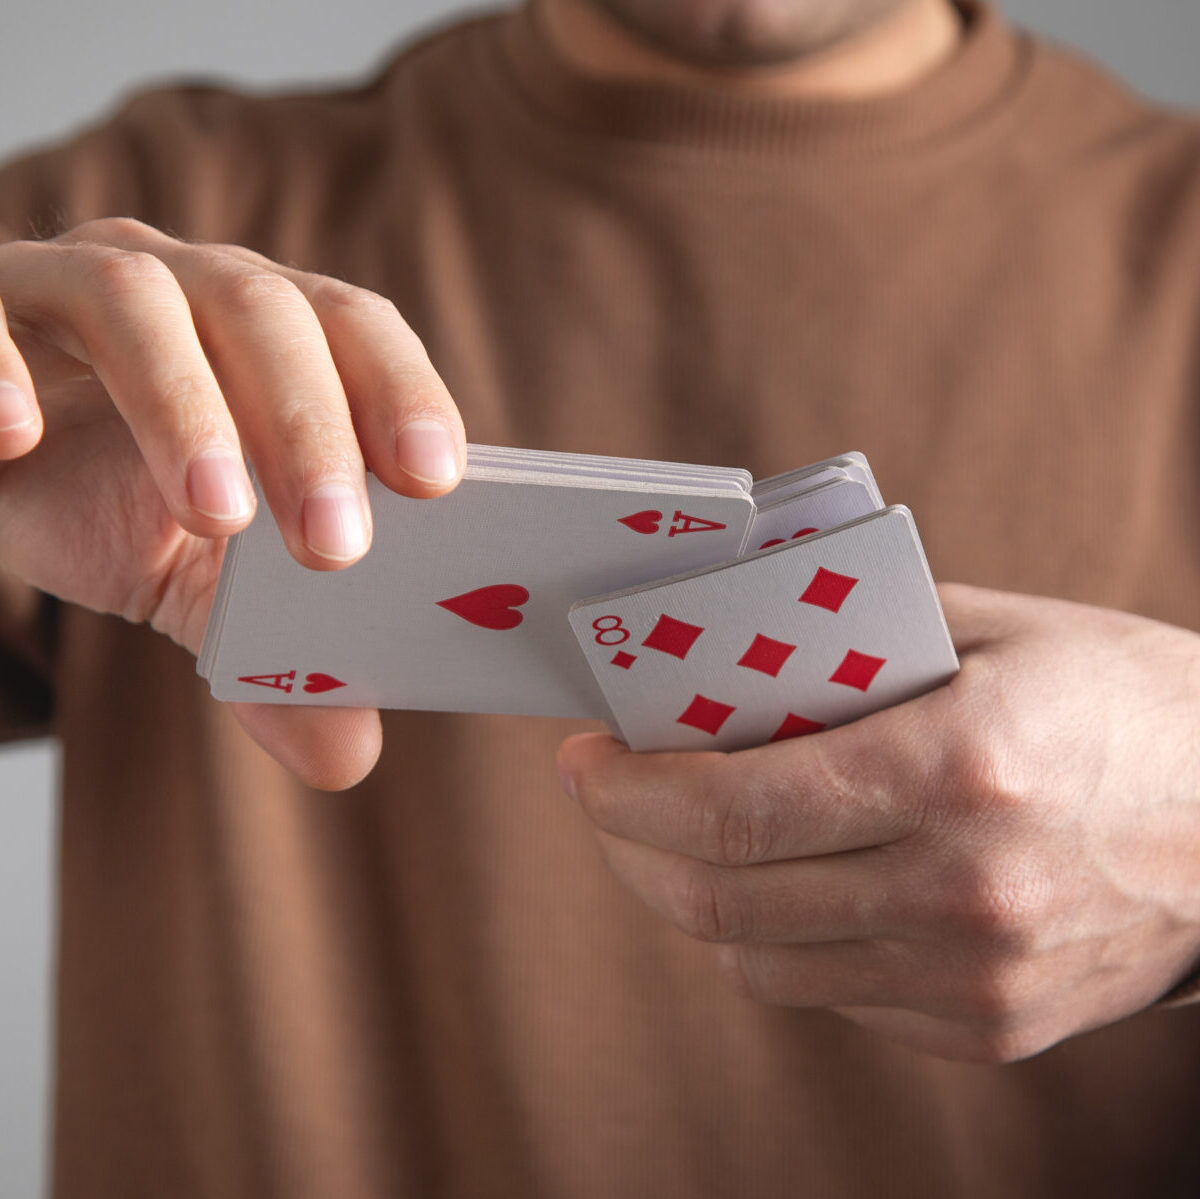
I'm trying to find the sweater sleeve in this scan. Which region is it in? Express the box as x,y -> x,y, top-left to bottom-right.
0,574 -> 55,743
0,81 -> 272,740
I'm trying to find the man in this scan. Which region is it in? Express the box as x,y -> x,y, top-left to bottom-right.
1,0 -> 1199,1193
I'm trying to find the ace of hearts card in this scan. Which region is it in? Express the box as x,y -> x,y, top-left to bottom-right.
200,467 -> 755,717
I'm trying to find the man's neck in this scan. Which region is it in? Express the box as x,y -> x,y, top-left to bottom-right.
538,0 -> 963,99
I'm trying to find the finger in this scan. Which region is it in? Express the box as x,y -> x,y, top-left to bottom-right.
829,1006 -> 1000,1063
210,245 -> 465,498
728,946 -> 1047,1056
0,238 -> 256,535
230,702 -> 383,791
937,581 -> 1028,654
719,940 -> 924,1010
0,298 -> 42,458
71,224 -> 377,569
593,829 -> 913,944
559,726 -> 926,867
52,220 -> 371,569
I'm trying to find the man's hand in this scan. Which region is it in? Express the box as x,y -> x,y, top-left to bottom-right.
0,218 -> 466,788
558,584 -> 1200,1062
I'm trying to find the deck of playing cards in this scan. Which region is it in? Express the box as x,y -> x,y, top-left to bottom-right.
199,446 -> 958,750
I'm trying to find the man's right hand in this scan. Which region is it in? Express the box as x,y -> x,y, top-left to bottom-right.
0,217 -> 467,788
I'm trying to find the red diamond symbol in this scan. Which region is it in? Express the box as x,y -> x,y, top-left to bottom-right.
642,613 -> 705,659
676,694 -> 737,736
769,714 -> 827,742
798,567 -> 859,613
737,633 -> 796,678
829,649 -> 887,691
610,650 -> 637,669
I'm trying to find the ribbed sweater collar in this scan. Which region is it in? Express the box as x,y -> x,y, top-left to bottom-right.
499,0 -> 1032,154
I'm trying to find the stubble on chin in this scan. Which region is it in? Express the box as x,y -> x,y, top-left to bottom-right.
585,0 -> 919,67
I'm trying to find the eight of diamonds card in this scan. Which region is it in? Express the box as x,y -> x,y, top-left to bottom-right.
568,507 -> 959,753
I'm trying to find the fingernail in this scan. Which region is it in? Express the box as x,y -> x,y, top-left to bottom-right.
0,381 -> 36,432
186,452 -> 254,520
395,419 -> 460,485
302,484 -> 369,561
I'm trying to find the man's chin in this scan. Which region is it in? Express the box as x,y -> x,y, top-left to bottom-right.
586,0 -> 911,68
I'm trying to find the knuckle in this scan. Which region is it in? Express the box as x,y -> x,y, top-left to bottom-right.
952,859 -> 1050,951
208,242 -> 272,267
709,797 -> 768,867
695,761 -> 776,867
940,712 -> 1027,826
955,958 -> 1037,1031
697,787 -> 749,867
312,279 -> 400,324
956,1019 -> 1043,1065
219,268 -> 304,315
71,215 -> 157,245
671,866 -> 744,943
308,278 -> 434,372
959,968 -> 1016,1024
276,408 -> 356,466
80,247 -> 176,303
152,372 -> 226,436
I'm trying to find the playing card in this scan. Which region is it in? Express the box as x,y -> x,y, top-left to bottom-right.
744,477 -> 883,552
200,451 -> 756,717
749,452 -> 880,505
568,506 -> 958,752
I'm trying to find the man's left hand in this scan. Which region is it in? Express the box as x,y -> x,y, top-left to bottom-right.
557,583 -> 1200,1062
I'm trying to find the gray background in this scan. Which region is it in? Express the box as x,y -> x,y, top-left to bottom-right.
0,2 -> 1197,1195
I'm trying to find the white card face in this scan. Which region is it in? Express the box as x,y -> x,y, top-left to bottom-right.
202,473 -> 755,717
743,477 -> 883,553
569,507 -> 958,753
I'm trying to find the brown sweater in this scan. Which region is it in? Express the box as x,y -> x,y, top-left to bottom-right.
3,3 -> 1200,1195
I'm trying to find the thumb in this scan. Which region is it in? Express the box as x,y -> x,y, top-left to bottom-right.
937,581 -> 1029,655
231,702 -> 383,791
0,297 -> 42,459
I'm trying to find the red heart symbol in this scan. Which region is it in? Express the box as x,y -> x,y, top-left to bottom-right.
618,510 -> 662,535
437,584 -> 530,631
304,672 -> 346,693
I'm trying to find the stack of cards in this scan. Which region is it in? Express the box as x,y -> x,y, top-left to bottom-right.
199,446 -> 958,751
